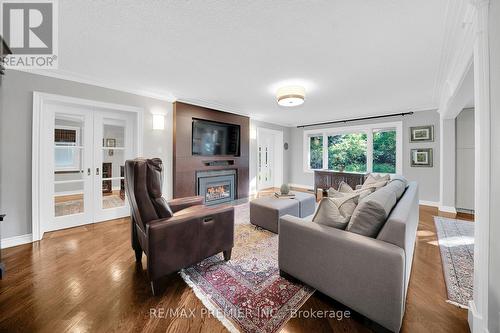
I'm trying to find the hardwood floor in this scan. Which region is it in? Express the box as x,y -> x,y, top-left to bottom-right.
0,205 -> 471,332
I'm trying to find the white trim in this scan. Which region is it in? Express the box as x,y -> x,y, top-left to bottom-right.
419,200 -> 440,207
438,205 -> 457,214
302,121 -> 403,174
13,68 -> 176,102
1,234 -> 33,249
32,92 -> 144,241
288,183 -> 314,191
470,1 -> 490,332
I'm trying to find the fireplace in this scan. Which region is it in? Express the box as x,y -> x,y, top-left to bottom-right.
196,169 -> 237,205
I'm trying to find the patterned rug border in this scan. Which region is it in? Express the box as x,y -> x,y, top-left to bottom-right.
433,216 -> 474,309
180,270 -> 241,333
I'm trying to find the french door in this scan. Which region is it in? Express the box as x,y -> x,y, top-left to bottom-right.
257,131 -> 274,190
39,102 -> 136,234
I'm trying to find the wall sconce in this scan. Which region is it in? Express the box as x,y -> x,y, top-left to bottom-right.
152,114 -> 165,130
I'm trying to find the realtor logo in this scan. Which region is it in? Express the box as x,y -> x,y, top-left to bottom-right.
1,0 -> 58,68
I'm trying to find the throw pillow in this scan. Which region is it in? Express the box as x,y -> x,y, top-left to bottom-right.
335,181 -> 374,202
363,173 -> 390,188
347,187 -> 397,237
313,193 -> 360,229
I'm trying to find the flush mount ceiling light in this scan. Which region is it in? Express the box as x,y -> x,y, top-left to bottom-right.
276,85 -> 305,107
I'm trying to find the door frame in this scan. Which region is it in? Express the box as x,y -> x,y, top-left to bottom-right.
32,92 -> 144,241
256,127 -> 283,191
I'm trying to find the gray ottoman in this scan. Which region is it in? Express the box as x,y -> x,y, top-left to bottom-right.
250,197 -> 298,233
249,191 -> 316,233
292,191 -> 316,218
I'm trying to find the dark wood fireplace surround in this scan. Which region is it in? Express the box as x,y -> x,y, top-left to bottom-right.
173,102 -> 249,199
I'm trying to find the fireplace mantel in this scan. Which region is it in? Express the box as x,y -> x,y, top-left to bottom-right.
173,102 -> 249,199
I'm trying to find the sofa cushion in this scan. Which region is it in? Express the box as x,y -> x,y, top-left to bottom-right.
387,175 -> 408,200
313,193 -> 359,229
347,187 -> 397,237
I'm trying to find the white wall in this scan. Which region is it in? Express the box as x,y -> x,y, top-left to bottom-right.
0,70 -> 173,239
288,110 -> 441,202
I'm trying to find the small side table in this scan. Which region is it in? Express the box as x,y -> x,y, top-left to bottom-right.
0,214 -> 5,279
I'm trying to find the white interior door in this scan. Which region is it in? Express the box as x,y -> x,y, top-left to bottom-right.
258,132 -> 274,190
38,100 -> 137,236
41,103 -> 94,232
93,111 -> 134,222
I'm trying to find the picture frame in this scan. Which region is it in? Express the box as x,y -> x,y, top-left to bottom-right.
410,125 -> 434,142
410,148 -> 433,167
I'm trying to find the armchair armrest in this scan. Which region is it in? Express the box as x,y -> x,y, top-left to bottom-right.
146,205 -> 234,280
278,214 -> 405,332
167,196 -> 204,213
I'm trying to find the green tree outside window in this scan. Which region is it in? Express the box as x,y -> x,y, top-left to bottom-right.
328,133 -> 367,172
309,136 -> 323,169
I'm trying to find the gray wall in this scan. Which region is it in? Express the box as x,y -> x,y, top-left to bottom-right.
489,1 -> 500,331
288,110 -> 441,202
249,119 -> 291,194
0,70 -> 173,239
455,108 -> 474,211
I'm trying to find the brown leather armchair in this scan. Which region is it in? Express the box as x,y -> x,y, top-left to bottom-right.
124,158 -> 234,295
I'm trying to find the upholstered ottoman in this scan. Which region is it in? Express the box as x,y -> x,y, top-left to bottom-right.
292,191 -> 316,218
250,192 -> 316,233
250,197 -> 299,233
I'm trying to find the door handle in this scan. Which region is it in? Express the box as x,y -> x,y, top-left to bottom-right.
96,167 -> 100,176
87,168 -> 91,176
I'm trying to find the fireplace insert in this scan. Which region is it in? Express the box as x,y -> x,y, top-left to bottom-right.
196,170 -> 237,205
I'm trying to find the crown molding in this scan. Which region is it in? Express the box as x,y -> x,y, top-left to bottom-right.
9,68 -> 177,102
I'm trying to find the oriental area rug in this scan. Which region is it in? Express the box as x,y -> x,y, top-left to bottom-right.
181,203 -> 314,333
434,216 -> 474,309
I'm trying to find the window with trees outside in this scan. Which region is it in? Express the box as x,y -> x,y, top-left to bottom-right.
305,122 -> 401,174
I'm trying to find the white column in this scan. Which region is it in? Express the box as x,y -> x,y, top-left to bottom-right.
469,0 -> 491,332
439,116 -> 456,213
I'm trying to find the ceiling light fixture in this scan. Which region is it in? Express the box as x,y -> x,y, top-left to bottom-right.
276,85 -> 305,107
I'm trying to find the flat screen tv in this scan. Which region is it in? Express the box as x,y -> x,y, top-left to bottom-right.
192,119 -> 240,156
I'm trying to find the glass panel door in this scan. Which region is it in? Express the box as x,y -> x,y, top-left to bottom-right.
41,105 -> 94,233
93,111 -> 134,222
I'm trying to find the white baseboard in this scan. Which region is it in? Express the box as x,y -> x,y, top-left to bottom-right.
289,183 -> 314,190
1,234 -> 33,249
468,300 -> 489,333
439,205 -> 457,214
419,200 -> 440,207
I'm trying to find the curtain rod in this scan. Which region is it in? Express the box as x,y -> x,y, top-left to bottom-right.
296,111 -> 414,128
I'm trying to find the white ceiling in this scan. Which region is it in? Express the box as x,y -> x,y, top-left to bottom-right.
51,0 -> 448,126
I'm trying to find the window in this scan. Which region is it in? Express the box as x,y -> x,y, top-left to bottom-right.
308,135 -> 323,169
372,129 -> 396,173
304,122 -> 402,174
54,126 -> 81,171
328,133 -> 367,172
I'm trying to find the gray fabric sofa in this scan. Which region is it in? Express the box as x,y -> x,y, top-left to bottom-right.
278,181 -> 419,332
